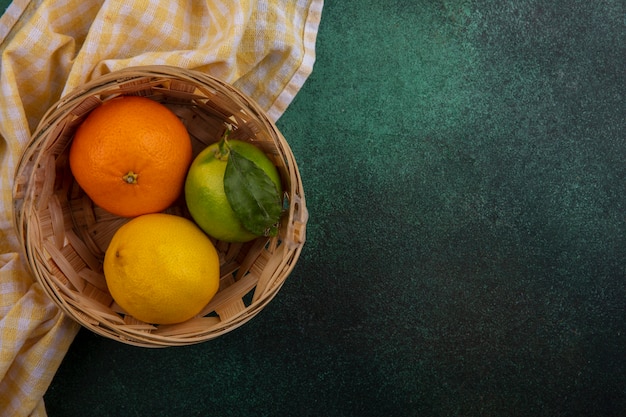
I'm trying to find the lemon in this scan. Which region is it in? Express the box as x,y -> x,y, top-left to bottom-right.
103,213 -> 220,325
185,139 -> 282,243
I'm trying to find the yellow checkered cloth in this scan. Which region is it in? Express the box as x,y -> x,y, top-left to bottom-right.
0,0 -> 322,415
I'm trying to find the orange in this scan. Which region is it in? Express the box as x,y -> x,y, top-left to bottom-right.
103,213 -> 221,325
69,96 -> 192,218
185,139 -> 282,243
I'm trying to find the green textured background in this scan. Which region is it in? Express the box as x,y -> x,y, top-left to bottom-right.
3,1 -> 626,416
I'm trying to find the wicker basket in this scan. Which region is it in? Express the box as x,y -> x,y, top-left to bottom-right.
12,65 -> 308,347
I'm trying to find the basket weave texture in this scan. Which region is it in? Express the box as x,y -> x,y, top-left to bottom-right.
12,66 -> 308,347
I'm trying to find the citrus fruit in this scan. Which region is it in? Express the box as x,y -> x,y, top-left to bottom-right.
69,96 -> 192,218
185,138 -> 283,243
103,213 -> 220,325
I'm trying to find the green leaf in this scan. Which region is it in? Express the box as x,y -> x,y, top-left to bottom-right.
224,149 -> 282,236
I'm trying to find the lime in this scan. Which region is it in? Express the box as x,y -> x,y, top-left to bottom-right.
185,137 -> 283,242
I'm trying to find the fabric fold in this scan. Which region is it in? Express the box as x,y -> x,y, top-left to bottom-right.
0,253 -> 81,416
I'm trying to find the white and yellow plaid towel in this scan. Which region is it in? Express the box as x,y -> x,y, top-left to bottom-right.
0,0 -> 322,415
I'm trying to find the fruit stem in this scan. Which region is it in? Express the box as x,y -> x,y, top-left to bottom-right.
123,171 -> 138,184
216,125 -> 233,160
